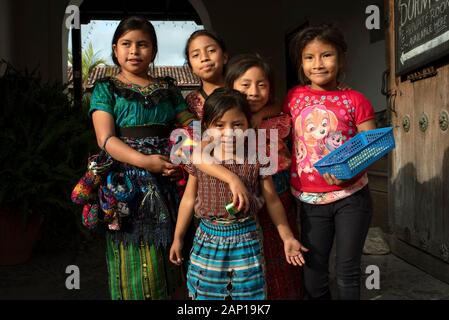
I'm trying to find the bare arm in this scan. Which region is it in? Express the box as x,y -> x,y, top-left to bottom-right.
260,176 -> 308,266
260,176 -> 294,241
92,110 -> 177,174
356,119 -> 376,132
173,174 -> 197,241
170,174 -> 197,265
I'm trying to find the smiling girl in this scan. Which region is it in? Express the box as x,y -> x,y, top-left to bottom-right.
169,88 -> 304,300
283,23 -> 376,300
88,16 -> 195,300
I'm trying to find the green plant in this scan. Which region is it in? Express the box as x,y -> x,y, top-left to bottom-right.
0,60 -> 98,249
68,42 -> 107,89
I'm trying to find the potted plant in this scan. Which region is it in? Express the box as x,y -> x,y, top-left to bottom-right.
0,60 -> 97,265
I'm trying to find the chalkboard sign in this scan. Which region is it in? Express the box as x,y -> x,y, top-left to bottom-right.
395,0 -> 449,75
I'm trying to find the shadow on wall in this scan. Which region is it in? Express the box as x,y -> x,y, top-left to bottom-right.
389,147 -> 449,263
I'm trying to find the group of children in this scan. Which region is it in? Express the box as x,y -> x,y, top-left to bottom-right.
85,16 -> 376,300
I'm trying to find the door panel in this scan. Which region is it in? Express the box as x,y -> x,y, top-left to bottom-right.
387,0 -> 449,272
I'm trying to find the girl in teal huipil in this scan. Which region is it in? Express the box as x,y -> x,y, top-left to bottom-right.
88,16 -> 195,300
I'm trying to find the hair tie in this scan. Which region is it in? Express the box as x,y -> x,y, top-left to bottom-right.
102,135 -> 114,151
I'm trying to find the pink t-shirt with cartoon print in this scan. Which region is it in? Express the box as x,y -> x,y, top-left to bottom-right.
283,85 -> 375,193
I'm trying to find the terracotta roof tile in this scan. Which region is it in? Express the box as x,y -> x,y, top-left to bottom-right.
67,65 -> 200,88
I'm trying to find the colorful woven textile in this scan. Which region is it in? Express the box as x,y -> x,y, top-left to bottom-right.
184,160 -> 266,221
82,202 -> 99,229
105,234 -> 184,300
102,136 -> 179,248
187,218 -> 266,300
259,114 -> 292,173
71,170 -> 102,205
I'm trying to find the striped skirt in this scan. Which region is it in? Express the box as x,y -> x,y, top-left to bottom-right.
105,234 -> 185,300
187,218 -> 266,300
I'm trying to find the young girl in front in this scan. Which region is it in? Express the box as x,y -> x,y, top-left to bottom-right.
284,23 -> 376,300
169,88 -> 305,300
88,16 -> 195,300
224,53 -> 303,299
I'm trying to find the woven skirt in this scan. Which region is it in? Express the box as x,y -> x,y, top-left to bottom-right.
106,234 -> 185,300
187,218 -> 266,300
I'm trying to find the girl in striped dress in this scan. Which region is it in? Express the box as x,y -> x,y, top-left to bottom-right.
169,88 -> 306,300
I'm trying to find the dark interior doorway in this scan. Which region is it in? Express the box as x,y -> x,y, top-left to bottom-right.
284,21 -> 309,91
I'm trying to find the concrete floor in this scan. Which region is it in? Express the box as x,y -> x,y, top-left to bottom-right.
0,235 -> 109,300
328,254 -> 449,300
1,237 -> 449,300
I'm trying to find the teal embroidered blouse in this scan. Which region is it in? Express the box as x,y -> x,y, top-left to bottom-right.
89,77 -> 195,128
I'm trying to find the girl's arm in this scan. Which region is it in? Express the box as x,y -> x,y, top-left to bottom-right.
251,102 -> 283,128
170,174 -> 198,265
194,163 -> 250,213
322,119 -> 377,185
92,111 -> 177,175
260,176 -> 308,266
356,119 -> 376,132
192,140 -> 250,213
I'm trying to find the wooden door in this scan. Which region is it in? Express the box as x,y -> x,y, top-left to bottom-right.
386,0 -> 449,283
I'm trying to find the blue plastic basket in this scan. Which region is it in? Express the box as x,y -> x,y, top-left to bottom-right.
314,127 -> 395,180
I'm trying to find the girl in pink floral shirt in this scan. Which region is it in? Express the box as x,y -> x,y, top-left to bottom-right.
284,23 -> 376,300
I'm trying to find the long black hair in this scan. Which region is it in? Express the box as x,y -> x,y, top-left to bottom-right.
111,16 -> 158,66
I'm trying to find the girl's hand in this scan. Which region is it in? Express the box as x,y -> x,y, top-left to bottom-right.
169,238 -> 184,266
141,154 -> 178,175
250,112 -> 264,129
284,238 -> 309,267
322,173 -> 344,186
229,176 -> 250,213
163,165 -> 183,181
